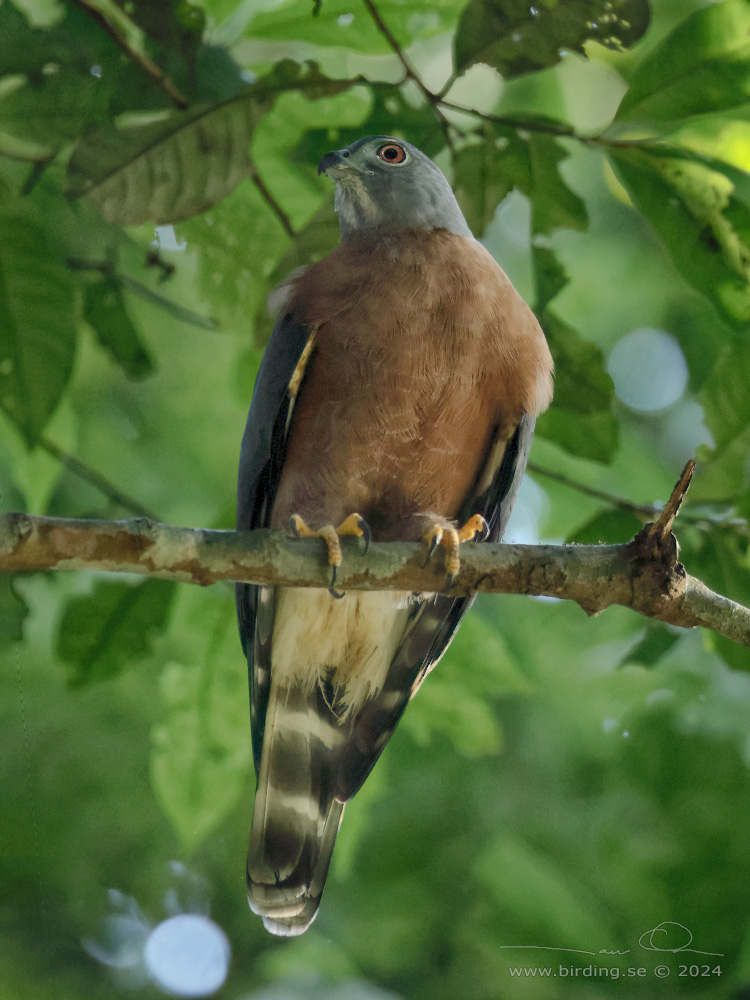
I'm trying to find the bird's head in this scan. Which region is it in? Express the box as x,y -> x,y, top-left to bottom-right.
318,135 -> 472,240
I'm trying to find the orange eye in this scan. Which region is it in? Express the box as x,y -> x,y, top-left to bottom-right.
377,143 -> 407,164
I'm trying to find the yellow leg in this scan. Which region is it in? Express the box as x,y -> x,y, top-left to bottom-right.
422,514 -> 489,588
289,513 -> 370,596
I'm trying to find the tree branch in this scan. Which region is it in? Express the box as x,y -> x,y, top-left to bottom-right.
2,512 -> 749,648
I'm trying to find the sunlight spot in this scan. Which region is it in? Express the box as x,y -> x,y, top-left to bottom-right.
607,329 -> 688,413
240,68 -> 255,83
90,65 -> 102,78
144,915 -> 230,998
337,13 -> 354,26
153,225 -> 187,252
603,717 -> 618,733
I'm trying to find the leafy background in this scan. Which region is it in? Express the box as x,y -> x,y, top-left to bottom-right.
2,0 -> 750,996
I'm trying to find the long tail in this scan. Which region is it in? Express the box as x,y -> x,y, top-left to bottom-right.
246,679 -> 346,936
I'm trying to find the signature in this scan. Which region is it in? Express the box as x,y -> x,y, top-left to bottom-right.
497,921 -> 724,958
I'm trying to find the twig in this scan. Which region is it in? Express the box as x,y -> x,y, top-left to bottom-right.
38,438 -> 158,520
361,0 -> 455,149
248,158 -> 295,239
650,459 -> 694,544
2,514 -> 749,648
527,461 -> 660,519
70,0 -> 188,110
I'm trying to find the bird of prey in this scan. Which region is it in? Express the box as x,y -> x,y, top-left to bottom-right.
236,135 -> 553,936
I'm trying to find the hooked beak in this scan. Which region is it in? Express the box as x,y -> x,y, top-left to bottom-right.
318,149 -> 350,177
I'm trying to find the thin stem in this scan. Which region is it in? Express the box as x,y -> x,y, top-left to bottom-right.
39,437 -> 158,520
70,0 -> 188,110
361,0 -> 455,149
248,158 -> 295,239
527,462 -> 660,519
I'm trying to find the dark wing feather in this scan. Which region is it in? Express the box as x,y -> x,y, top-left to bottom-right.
235,311 -> 314,774
335,414 -> 536,801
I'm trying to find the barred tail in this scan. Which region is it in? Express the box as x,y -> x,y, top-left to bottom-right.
246,680 -> 346,936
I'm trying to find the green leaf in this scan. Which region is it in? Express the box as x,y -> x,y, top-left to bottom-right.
150,590 -> 252,852
241,0 -> 463,54
0,198 -> 76,445
535,407 -> 619,463
622,623 -> 681,667
532,244 -> 568,313
617,0 -> 750,124
475,834 -> 610,947
609,146 -> 750,327
67,61 -> 355,225
679,525 -> 750,671
455,126 -> 587,236
83,277 -> 154,379
534,302 -> 618,463
540,305 -> 614,416
455,0 -> 650,78
567,508 -> 643,544
695,333 -> 750,506
0,577 -> 28,649
57,578 -> 175,686
452,136 -> 513,237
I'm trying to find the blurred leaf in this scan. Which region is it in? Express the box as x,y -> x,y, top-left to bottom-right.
475,834 -> 610,947
536,407 -> 619,462
701,333 -> 750,457
695,334 -> 750,507
0,577 -> 28,648
243,0 -> 463,54
617,0 -> 750,124
58,578 -> 175,685
680,525 -> 750,670
455,0 -> 650,77
534,302 -> 618,462
532,243 -> 569,312
150,590 -> 252,852
0,198 -> 76,445
292,89 -> 446,165
623,622 -> 681,666
83,277 -> 154,379
567,508 -> 643,544
609,146 -> 750,327
67,60 -> 356,224
542,310 -> 614,415
403,610 -> 529,757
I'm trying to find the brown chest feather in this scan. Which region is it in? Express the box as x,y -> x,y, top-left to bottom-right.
271,229 -> 552,538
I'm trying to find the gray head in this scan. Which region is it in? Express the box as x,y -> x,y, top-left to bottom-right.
318,135 -> 472,240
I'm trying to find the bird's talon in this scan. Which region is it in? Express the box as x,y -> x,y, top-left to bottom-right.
445,572 -> 455,589
358,517 -> 372,554
329,587 -> 346,600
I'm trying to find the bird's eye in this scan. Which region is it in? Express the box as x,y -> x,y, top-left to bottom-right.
376,143 -> 407,165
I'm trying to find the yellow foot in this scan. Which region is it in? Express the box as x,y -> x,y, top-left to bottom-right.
289,513 -> 371,597
422,514 -> 488,588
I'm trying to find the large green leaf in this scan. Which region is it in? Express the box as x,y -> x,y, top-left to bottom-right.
455,0 -> 650,77
66,61 -> 356,224
695,333 -> 750,509
83,276 -> 154,379
0,198 -> 76,445
150,588 -> 252,852
617,0 -> 750,124
609,146 -> 750,327
531,249 -> 618,462
239,0 -> 463,53
453,126 -> 588,236
57,578 -> 176,686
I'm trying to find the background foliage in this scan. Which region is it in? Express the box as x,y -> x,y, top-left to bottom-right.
2,0 -> 750,996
